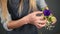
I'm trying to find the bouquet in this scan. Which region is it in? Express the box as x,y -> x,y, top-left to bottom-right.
42,6 -> 57,30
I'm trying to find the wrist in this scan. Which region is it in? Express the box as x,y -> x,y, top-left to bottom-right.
25,16 -> 30,24
21,16 -> 30,24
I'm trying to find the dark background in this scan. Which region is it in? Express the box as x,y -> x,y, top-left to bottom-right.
0,0 -> 60,34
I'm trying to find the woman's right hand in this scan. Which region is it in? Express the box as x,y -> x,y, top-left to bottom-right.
26,11 -> 47,29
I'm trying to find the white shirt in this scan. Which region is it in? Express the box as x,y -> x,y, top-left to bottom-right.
0,2 -> 13,31
36,0 -> 47,8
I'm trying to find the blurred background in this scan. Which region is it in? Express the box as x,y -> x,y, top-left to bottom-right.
0,0 -> 60,34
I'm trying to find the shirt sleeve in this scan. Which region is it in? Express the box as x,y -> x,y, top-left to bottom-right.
36,0 -> 47,8
0,8 -> 13,31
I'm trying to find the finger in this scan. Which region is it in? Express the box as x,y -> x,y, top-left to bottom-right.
36,23 -> 46,29
34,11 -> 43,15
34,20 -> 46,29
36,15 -> 45,20
39,19 -> 47,24
39,16 -> 45,20
35,19 -> 47,24
35,24 -> 40,29
33,22 -> 40,29
36,13 -> 43,16
38,23 -> 46,28
34,22 -> 43,29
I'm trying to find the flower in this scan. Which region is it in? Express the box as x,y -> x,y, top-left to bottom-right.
51,16 -> 57,23
43,9 -> 51,16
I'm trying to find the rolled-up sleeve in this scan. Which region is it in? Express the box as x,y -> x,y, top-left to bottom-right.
36,0 -> 47,8
0,8 -> 13,31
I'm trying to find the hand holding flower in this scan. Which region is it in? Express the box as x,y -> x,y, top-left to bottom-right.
42,6 -> 57,30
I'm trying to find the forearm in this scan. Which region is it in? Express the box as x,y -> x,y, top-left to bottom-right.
7,16 -> 29,29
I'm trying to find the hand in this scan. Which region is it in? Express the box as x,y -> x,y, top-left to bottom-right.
27,11 -> 47,29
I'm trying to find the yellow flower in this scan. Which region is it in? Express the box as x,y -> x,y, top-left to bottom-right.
51,16 -> 57,24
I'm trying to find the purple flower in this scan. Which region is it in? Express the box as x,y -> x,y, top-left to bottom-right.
43,9 -> 51,16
